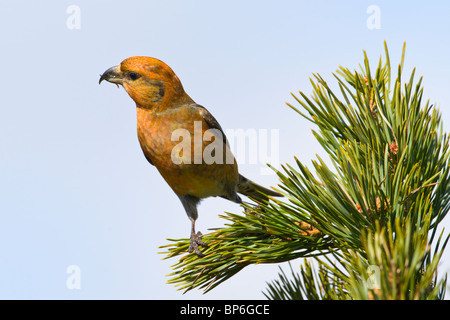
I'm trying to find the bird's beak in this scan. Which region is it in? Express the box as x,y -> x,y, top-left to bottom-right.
99,65 -> 123,86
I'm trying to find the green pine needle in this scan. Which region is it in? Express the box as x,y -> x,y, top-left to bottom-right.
160,42 -> 450,299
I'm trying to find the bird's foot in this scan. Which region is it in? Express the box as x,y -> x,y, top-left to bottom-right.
189,231 -> 208,257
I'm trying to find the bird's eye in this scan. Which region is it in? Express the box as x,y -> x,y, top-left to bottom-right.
129,72 -> 140,81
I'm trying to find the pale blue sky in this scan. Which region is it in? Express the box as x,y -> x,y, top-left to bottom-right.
0,1 -> 449,299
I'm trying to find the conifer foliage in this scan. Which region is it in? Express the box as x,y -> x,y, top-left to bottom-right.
161,43 -> 450,299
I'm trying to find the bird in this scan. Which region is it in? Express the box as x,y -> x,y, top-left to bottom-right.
99,56 -> 281,256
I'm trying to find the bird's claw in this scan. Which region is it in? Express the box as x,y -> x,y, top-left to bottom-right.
189,231 -> 208,257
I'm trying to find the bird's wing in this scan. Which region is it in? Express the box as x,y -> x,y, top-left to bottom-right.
192,104 -> 229,145
137,131 -> 154,166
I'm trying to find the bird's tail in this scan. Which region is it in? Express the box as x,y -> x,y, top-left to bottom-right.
236,174 -> 282,203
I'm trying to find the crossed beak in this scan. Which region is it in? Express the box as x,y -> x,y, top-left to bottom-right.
99,65 -> 123,86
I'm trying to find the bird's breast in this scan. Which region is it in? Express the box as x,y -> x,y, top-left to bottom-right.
136,107 -> 238,198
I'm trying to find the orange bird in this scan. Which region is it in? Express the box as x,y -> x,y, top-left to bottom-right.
99,57 -> 280,256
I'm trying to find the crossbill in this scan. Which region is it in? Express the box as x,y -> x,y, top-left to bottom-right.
99,56 -> 281,256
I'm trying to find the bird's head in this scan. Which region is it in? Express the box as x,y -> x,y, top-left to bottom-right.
99,56 -> 192,110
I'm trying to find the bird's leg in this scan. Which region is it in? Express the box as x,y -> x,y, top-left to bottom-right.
178,194 -> 208,257
188,217 -> 208,257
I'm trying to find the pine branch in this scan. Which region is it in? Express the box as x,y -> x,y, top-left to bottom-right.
159,202 -> 332,293
160,42 -> 450,298
265,217 -> 448,300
